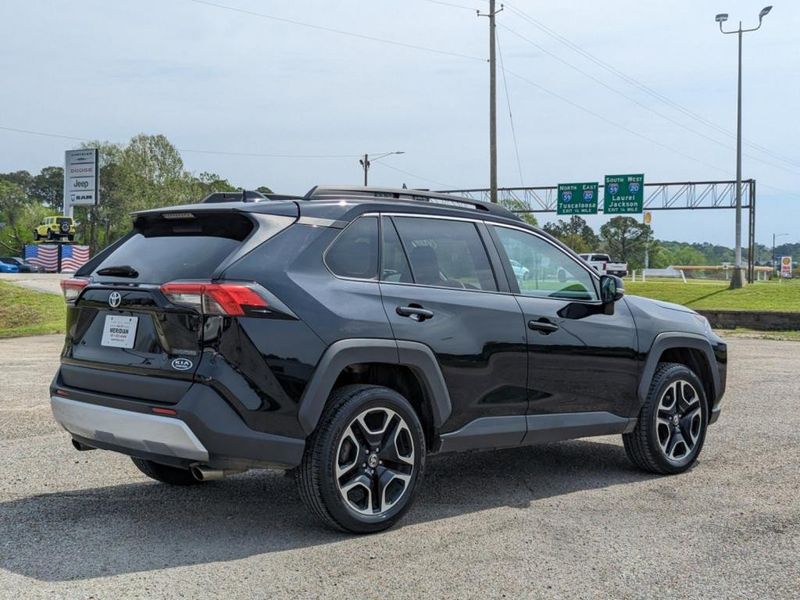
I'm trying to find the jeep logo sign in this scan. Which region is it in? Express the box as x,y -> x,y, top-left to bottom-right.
171,358 -> 193,371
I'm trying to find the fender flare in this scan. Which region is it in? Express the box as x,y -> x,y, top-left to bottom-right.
638,332 -> 720,405
297,338 -> 452,435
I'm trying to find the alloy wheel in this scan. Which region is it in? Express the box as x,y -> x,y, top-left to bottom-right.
335,407 -> 415,516
656,379 -> 703,462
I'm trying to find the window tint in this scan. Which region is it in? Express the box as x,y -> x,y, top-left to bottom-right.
393,217 -> 496,291
381,217 -> 413,283
92,213 -> 256,284
326,216 -> 379,280
492,226 -> 597,301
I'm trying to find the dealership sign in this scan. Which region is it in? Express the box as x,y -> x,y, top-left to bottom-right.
604,173 -> 644,214
557,182 -> 598,215
64,149 -> 99,209
780,256 -> 792,278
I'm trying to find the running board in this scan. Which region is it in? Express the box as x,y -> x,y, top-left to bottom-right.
438,412 -> 636,453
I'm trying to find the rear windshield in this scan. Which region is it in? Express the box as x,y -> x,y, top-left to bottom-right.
91,213 -> 254,283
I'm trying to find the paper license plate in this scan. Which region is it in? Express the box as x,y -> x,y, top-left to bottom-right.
101,315 -> 139,349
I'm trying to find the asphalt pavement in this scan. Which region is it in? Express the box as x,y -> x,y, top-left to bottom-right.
0,335 -> 797,599
0,273 -> 65,295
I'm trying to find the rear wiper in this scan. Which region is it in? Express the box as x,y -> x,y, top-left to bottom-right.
96,265 -> 139,278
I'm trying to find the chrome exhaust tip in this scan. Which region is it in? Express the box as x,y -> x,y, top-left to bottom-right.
191,466 -> 243,481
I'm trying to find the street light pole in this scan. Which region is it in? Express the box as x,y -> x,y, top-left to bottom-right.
716,6 -> 772,289
359,151 -> 404,186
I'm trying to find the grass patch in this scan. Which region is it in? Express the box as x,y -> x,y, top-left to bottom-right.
625,279 -> 800,312
0,281 -> 65,338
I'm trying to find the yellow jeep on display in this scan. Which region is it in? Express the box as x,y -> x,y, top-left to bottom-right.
34,216 -> 76,241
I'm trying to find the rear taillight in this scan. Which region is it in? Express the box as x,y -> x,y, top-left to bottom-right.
160,281 -> 268,316
60,278 -> 89,302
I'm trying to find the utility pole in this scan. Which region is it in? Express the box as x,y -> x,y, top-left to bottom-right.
716,5 -> 772,288
358,151 -> 404,186
360,154 -> 370,186
479,1 -> 502,203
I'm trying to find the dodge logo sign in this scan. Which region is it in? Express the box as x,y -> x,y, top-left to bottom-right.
108,291 -> 122,308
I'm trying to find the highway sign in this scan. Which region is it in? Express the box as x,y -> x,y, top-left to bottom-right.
557,182 -> 598,215
604,174 -> 644,214
64,149 -> 99,212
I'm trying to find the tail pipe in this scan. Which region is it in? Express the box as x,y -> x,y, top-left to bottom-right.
190,466 -> 245,481
72,439 -> 96,451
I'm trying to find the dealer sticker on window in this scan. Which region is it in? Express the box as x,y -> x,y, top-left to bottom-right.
101,315 -> 139,349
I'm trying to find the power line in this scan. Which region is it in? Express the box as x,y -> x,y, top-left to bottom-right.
371,161 -> 458,189
501,67 -> 732,176
498,23 -> 800,177
184,0 -> 484,62
503,2 -> 800,170
495,30 -> 525,186
0,125 -> 390,159
415,0 -> 478,11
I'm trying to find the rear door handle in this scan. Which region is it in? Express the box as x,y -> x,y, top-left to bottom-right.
528,318 -> 559,334
396,305 -> 434,321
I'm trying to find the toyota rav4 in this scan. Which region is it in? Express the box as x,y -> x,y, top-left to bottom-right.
51,186 -> 726,533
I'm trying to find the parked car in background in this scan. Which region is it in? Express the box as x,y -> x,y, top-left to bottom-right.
579,253 -> 628,278
0,257 -> 44,273
510,258 -> 530,280
0,259 -> 20,273
34,216 -> 76,241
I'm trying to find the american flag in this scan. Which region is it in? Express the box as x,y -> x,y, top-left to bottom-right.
24,244 -> 91,273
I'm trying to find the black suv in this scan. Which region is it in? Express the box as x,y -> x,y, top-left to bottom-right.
51,186 -> 726,533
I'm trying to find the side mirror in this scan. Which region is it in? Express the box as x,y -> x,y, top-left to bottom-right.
600,274 -> 625,304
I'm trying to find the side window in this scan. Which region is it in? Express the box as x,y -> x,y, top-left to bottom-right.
393,217 -> 497,291
381,217 -> 413,283
326,216 -> 379,280
492,226 -> 597,301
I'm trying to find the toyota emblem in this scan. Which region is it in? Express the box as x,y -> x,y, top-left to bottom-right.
108,291 -> 122,308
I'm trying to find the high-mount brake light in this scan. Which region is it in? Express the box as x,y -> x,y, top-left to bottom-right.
160,282 -> 268,316
60,278 -> 89,302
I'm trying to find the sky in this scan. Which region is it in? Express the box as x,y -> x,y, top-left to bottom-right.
1,0 -> 798,247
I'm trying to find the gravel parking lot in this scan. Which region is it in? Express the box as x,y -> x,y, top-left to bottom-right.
0,335 -> 797,599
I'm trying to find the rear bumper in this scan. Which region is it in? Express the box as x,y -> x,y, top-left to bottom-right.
50,382 -> 305,470
52,397 -> 210,462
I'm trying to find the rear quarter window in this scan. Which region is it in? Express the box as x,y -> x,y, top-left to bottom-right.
325,217 -> 379,280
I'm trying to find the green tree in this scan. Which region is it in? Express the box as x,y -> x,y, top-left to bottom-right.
30,166 -> 64,211
498,196 -> 537,227
542,216 -> 600,253
0,180 -> 49,254
256,185 -> 274,195
599,216 -> 652,269
189,172 -> 237,200
80,135 -> 199,249
0,170 -> 34,194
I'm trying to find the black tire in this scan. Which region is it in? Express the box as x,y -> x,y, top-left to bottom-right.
33,231 -> 39,241
623,362 -> 708,475
131,457 -> 201,486
296,384 -> 426,534
47,230 -> 54,241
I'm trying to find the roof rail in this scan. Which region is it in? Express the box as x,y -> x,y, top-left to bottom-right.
200,190 -> 267,203
304,185 -> 520,220
199,190 -> 303,203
